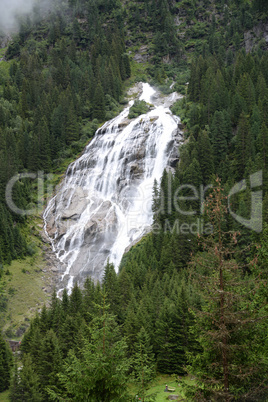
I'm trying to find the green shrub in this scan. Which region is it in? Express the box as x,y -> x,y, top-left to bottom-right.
128,100 -> 149,119
26,243 -> 37,257
81,119 -> 99,138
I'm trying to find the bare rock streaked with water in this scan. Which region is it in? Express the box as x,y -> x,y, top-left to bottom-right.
43,83 -> 183,293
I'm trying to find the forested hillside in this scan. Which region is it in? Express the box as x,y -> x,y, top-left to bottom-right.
0,0 -> 131,266
0,0 -> 268,401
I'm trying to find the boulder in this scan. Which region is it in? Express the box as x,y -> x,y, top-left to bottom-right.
118,120 -> 131,129
60,187 -> 87,219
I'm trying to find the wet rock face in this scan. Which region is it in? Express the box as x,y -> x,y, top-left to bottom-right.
44,83 -> 184,289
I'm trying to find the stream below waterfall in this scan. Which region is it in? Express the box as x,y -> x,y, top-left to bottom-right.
43,83 -> 183,293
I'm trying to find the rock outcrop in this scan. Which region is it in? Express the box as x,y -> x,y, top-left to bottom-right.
244,22 -> 268,53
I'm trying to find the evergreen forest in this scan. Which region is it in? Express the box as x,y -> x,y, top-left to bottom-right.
0,0 -> 267,400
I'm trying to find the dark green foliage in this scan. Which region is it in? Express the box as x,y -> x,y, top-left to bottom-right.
13,242 -> 197,399
132,326 -> 155,400
69,282 -> 83,315
197,129 -> 214,184
128,100 -> 149,119
37,329 -> 62,398
92,82 -> 106,121
254,0 -> 268,12
155,287 -> 194,375
178,46 -> 268,224
0,333 -> 12,392
48,296 -> 130,402
10,355 -> 43,402
125,0 -> 183,61
102,261 -> 120,317
185,181 -> 268,401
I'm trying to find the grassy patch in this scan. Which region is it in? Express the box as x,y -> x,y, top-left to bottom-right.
128,374 -> 193,401
127,58 -> 151,85
0,389 -> 10,402
0,59 -> 11,85
0,217 -> 54,337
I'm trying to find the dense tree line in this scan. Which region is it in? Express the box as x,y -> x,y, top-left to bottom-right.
8,262 -> 195,400
166,1 -> 268,397
125,0 -> 183,61
7,183 -> 267,400
0,332 -> 13,392
175,48 -> 268,223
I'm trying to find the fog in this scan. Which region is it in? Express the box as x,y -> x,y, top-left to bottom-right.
0,0 -> 55,33
0,0 -> 36,32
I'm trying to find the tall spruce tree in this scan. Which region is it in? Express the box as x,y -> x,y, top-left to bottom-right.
0,333 -> 12,392
48,295 -> 130,401
185,178 -> 268,401
93,82 -> 106,121
132,327 -> 155,402
10,355 -> 43,402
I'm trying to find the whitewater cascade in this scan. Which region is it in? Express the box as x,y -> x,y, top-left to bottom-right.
44,83 -> 183,292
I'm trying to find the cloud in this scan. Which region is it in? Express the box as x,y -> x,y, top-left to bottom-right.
0,0 -> 36,32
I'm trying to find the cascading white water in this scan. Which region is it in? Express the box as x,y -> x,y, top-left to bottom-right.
44,83 -> 183,292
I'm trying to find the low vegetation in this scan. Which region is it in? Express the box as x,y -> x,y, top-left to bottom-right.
128,100 -> 150,119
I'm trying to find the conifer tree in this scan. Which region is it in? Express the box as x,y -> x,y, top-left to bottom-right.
0,333 -> 12,392
235,112 -> 251,179
117,267 -> 134,321
39,304 -> 49,335
82,277 -> 96,321
132,327 -> 155,402
185,178 -> 267,401
155,297 -> 187,375
69,282 -> 83,315
123,304 -> 140,356
92,82 -> 106,121
59,314 -> 84,359
210,111 -> 229,172
61,288 -> 69,317
37,118 -> 51,172
65,102 -> 79,145
10,355 -> 43,402
38,329 -> 62,395
197,129 -> 214,184
49,295 -> 130,401
48,289 -> 62,335
102,261 -> 120,316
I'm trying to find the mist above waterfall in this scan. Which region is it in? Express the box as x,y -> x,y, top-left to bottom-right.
44,83 -> 183,293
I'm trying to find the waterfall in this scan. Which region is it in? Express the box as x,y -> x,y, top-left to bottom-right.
43,83 -> 183,292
